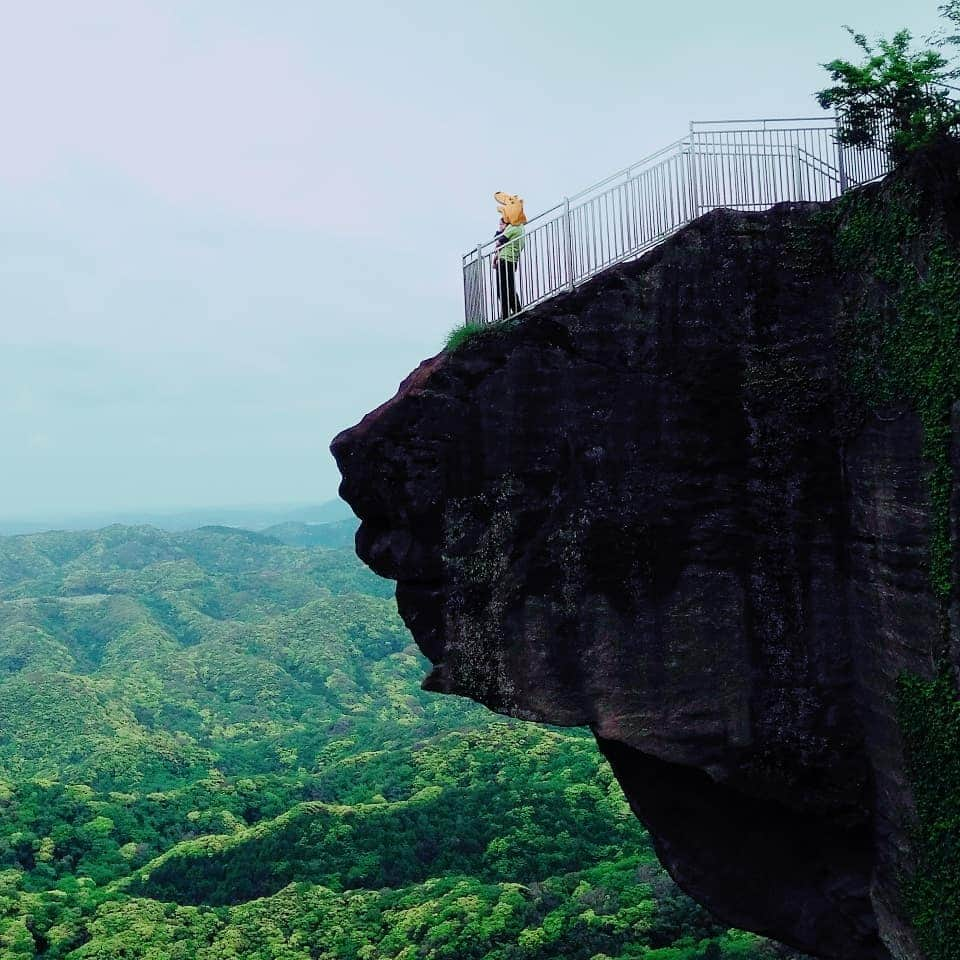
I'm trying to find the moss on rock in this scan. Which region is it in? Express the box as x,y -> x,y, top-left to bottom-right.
829,150 -> 960,959
896,669 -> 960,960
833,181 -> 960,598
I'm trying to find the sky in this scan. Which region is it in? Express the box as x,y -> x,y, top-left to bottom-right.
0,0 -> 944,521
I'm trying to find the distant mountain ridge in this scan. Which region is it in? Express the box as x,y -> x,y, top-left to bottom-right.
0,497 -> 353,536
261,518 -> 358,549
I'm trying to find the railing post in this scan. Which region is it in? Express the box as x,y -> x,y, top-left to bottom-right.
687,121 -> 700,218
835,117 -> 849,193
563,197 -> 573,290
476,242 -> 487,323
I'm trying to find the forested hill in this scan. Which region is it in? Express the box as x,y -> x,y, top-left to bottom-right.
0,524 -> 802,959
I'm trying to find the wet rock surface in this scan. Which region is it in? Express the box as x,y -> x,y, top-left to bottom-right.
332,146 -> 960,960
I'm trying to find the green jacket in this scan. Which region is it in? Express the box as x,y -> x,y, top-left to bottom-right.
496,223 -> 525,263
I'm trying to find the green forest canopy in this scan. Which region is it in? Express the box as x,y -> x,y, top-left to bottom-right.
0,524 -> 804,960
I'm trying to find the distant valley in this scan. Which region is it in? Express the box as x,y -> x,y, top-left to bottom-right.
0,522 -> 802,959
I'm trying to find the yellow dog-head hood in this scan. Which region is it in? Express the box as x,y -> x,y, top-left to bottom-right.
494,191 -> 527,226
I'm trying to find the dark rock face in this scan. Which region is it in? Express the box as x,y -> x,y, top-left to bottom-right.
332,146 -> 960,960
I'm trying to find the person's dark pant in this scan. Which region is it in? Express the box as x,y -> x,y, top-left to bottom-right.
496,258 -> 521,319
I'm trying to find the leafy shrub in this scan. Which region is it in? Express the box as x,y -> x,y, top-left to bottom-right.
817,14 -> 960,162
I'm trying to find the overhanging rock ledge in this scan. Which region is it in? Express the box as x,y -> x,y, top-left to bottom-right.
332,142 -> 960,960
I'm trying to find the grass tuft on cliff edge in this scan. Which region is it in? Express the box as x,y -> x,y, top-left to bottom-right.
444,319 -> 516,353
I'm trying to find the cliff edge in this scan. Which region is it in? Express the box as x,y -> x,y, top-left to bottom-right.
332,141 -> 960,960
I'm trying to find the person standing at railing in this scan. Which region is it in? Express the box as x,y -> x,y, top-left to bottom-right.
493,191 -> 526,319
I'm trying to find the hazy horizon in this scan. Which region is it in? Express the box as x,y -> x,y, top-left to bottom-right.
0,494 -> 342,521
2,0 -> 943,518
0,494 -> 353,536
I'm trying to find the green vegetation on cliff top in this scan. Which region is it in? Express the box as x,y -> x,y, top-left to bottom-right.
829,152 -> 959,959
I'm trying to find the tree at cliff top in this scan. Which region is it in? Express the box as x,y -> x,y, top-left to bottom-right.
817,5 -> 960,161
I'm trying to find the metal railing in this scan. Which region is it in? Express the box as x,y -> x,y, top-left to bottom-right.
463,116 -> 893,325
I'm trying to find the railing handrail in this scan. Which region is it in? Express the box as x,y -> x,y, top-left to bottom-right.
797,145 -> 843,179
463,114 -> 895,324
566,136 -> 691,204
691,116 -> 833,126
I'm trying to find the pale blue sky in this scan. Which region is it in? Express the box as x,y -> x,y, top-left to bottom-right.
0,0 -> 942,520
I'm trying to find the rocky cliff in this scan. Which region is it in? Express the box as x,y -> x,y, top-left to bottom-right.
332,141 -> 960,960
